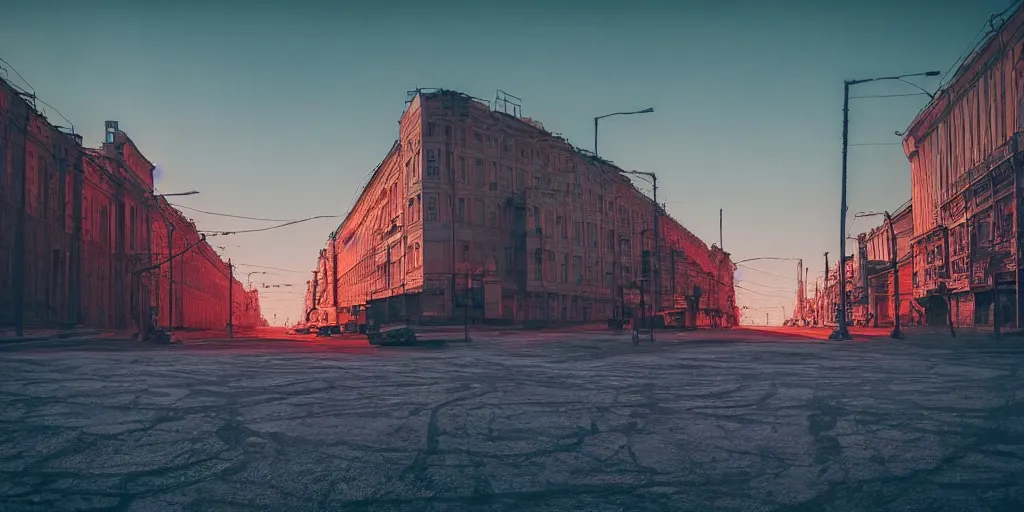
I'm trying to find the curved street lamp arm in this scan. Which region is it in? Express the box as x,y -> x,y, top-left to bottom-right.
735,257 -> 801,264
595,108 -> 655,121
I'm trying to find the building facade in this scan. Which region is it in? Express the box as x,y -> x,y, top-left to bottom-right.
150,198 -> 265,330
1,73 -> 265,334
858,202 -> 920,327
305,89 -> 737,327
902,5 -> 1024,328
79,124 -> 155,329
0,78 -> 83,329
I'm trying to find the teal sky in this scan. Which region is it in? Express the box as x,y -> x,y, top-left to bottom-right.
1,0 -> 1011,325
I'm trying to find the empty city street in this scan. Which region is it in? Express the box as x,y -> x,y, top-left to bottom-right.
2,330 -> 1024,511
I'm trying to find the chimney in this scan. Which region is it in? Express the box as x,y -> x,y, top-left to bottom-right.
104,121 -> 119,144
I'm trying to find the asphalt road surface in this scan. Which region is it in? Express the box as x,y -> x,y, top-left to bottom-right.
2,329 -> 1023,511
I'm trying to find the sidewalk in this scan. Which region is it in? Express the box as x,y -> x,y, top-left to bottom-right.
755,324 -> 1024,342
0,327 -> 110,344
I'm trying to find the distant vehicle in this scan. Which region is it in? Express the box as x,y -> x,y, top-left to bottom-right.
651,308 -> 688,329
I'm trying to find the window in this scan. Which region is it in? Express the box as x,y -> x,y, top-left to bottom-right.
425,195 -> 438,220
444,124 -> 452,138
504,247 -> 514,276
621,239 -> 632,258
445,151 -> 453,180
462,244 -> 470,262
408,243 -> 422,269
407,198 -> 415,222
475,199 -> 485,226
474,131 -> 483,143
475,159 -> 484,185
459,127 -> 466,144
426,150 -> 439,177
533,176 -> 540,189
129,205 -> 137,251
573,222 -> 581,245
561,254 -> 569,283
415,195 -> 421,222
426,123 -> 436,137
534,249 -> 543,281
459,156 -> 466,182
573,255 -> 582,283
458,198 -> 466,223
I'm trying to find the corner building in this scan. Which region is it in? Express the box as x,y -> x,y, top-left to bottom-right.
314,90 -> 737,327
902,5 -> 1024,328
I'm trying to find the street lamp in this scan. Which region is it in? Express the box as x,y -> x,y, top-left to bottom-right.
247,271 -> 267,290
594,108 -> 654,157
156,190 -> 200,198
734,257 -> 801,264
625,170 -> 661,311
855,211 -> 904,339
832,70 -> 939,341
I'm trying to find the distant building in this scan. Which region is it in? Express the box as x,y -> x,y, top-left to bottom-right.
855,201 -> 919,327
150,197 -> 265,330
902,4 -> 1024,328
305,89 -> 736,328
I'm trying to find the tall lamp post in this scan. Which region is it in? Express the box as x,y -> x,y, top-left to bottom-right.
624,170 -> 660,311
855,211 -> 904,339
594,108 -> 654,157
832,70 -> 940,341
155,190 -> 199,332
158,190 -> 199,197
247,271 -> 266,290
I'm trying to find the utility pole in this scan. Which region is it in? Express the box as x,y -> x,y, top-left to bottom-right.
623,170 -> 660,311
652,174 -> 659,312
884,211 -> 904,339
823,252 -> 830,324
804,267 -> 809,323
830,79 -> 853,341
310,269 -> 319,324
831,71 -> 939,341
797,259 -> 804,322
814,280 -> 820,325
227,258 -> 234,338
167,223 -> 175,331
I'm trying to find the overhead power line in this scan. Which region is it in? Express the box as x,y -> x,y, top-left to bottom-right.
737,264 -> 797,281
233,263 -> 307,274
169,203 -> 297,222
200,215 -> 341,237
734,285 -> 791,299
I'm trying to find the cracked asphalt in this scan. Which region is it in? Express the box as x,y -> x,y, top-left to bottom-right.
2,328 -> 1024,511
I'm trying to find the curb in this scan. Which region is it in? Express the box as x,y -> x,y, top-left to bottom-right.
0,329 -> 101,345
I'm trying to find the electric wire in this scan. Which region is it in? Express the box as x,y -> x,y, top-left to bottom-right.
169,203 -> 297,222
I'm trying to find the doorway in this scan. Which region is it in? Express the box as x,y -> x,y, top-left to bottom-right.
925,295 -> 948,326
